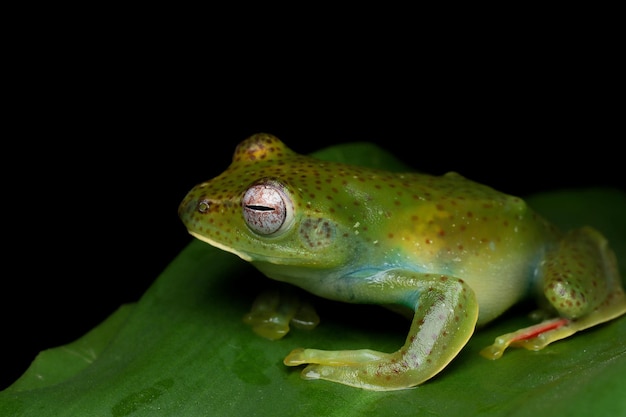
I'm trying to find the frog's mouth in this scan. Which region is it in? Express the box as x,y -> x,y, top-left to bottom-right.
188,231 -> 254,262
187,230 -> 320,267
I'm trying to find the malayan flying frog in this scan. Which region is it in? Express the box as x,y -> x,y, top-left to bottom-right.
178,133 -> 626,391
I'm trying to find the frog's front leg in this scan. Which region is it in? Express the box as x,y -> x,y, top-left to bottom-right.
481,226 -> 626,360
243,288 -> 320,340
284,271 -> 479,391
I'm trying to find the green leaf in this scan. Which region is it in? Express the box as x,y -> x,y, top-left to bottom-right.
2,144 -> 625,417
7,304 -> 134,392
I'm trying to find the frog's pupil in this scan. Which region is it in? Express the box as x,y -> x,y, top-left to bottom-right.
246,205 -> 275,212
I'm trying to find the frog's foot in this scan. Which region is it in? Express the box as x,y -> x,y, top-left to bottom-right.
243,289 -> 319,340
284,275 -> 479,391
482,226 -> 626,360
481,288 -> 626,360
480,318 -> 572,359
284,348 -> 416,391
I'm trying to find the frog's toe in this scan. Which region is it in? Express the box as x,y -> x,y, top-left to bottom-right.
290,300 -> 320,330
283,348 -> 307,365
300,364 -> 323,380
300,364 -> 360,387
284,348 -> 389,367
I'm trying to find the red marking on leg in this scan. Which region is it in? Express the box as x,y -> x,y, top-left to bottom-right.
510,318 -> 570,343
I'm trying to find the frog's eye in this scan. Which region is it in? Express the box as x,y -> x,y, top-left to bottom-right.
242,182 -> 294,235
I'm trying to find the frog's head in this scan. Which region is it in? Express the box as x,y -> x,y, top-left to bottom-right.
178,133 -> 357,269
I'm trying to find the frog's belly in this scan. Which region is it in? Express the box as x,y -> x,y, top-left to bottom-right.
255,258 -> 533,327
463,263 -> 532,326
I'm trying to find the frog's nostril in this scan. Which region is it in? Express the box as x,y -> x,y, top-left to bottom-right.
197,199 -> 210,213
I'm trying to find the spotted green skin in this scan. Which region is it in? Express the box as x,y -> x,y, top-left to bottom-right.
179,133 -> 626,391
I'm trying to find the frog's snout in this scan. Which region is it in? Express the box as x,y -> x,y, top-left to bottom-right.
178,186 -> 240,233
178,190 -> 204,230
178,196 -> 190,222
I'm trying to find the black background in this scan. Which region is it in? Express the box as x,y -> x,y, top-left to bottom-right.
3,35 -> 623,390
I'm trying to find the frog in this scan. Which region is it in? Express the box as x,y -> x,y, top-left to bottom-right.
178,133 -> 626,391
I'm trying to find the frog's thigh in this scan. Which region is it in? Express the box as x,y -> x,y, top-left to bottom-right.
284,272 -> 479,391
481,227 -> 626,359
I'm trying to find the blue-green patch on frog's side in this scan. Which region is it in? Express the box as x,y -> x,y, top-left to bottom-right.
1,140 -> 625,416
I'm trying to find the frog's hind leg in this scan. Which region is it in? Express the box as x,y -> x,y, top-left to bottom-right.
284,272 -> 479,391
481,226 -> 626,360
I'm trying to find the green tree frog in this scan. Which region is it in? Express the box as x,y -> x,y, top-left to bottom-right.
178,133 -> 626,391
